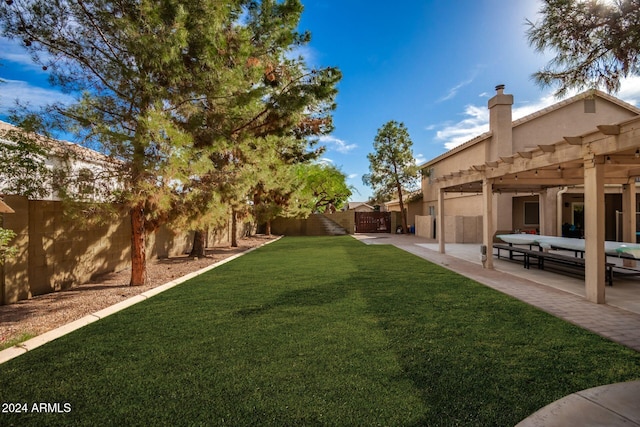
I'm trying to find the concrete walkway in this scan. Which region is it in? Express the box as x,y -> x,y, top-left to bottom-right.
353,234 -> 640,426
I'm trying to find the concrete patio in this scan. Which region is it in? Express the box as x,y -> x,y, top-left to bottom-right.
421,239 -> 640,315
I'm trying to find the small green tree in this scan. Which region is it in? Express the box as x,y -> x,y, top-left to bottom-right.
363,121 -> 418,233
296,163 -> 352,213
0,227 -> 17,263
527,0 -> 640,96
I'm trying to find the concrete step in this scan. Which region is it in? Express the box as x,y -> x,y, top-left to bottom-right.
308,214 -> 347,236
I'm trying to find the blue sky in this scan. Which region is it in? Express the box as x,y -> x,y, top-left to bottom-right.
2,0 -> 640,201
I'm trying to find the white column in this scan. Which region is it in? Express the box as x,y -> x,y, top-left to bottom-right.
482,178 -> 494,269
539,189 -> 548,235
438,187 -> 446,254
622,183 -> 637,267
584,156 -> 605,304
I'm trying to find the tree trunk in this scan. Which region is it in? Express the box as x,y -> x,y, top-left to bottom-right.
130,203 -> 147,286
265,218 -> 272,236
397,186 -> 408,233
231,210 -> 238,247
190,229 -> 207,258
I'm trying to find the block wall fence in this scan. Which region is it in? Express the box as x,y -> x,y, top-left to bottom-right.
0,196 -> 246,305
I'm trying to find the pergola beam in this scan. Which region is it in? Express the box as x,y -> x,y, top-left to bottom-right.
564,136 -> 583,145
500,156 -> 514,164
597,124 -> 621,135
538,144 -> 556,153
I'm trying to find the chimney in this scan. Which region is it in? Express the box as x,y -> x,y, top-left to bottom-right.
488,84 -> 513,159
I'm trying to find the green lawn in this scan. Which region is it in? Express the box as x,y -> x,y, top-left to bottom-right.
1,236 -> 640,426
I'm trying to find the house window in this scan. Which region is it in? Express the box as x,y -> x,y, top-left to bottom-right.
428,206 -> 435,216
77,168 -> 95,197
523,201 -> 539,226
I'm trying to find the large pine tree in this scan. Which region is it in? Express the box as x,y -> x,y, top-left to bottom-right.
527,0 -> 640,95
0,0 -> 340,284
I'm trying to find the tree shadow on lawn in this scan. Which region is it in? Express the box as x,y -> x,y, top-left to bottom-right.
234,282 -> 352,318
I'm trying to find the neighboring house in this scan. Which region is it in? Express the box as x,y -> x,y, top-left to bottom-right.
384,191 -> 423,230
345,202 -> 376,212
418,85 -> 640,304
0,120 -> 121,201
418,86 -> 640,243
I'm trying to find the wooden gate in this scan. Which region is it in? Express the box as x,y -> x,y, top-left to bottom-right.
355,212 -> 391,233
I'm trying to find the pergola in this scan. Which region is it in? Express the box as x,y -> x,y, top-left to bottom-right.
431,115 -> 640,304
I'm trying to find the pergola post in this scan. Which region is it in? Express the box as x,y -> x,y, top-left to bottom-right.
538,189 -> 548,235
482,178 -> 494,269
438,187 -> 445,253
584,156 -> 606,304
622,183 -> 637,267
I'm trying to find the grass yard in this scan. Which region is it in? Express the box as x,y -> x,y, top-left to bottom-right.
1,236 -> 640,426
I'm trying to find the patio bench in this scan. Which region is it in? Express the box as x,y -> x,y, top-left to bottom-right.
493,243 -> 538,263
529,251 -> 614,287
493,243 -> 614,286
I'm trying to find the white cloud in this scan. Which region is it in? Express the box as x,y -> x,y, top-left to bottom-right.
318,134 -> 357,153
0,38 -> 36,67
617,75 -> 640,106
286,44 -> 318,67
413,153 -> 426,165
512,93 -> 559,121
0,79 -> 75,112
317,157 -> 334,165
348,173 -> 359,179
437,104 -> 490,150
437,77 -> 475,103
435,91 -> 577,151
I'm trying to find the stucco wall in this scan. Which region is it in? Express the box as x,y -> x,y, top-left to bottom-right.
512,98 -> 639,153
422,140 -> 487,203
415,215 -> 434,239
415,214 -> 482,243
445,215 -> 482,243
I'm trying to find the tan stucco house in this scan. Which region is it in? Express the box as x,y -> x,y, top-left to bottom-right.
345,202 -> 376,212
416,85 -> 640,303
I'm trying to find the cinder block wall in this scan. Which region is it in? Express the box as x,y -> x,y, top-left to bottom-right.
271,212 -> 355,236
2,196 -> 29,304
0,196 -> 244,305
270,217 -> 306,236
324,211 -> 355,234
